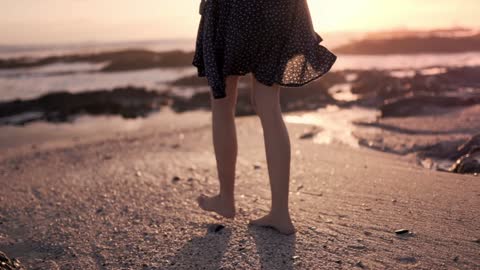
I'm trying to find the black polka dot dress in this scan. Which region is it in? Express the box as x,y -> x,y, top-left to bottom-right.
192,0 -> 337,99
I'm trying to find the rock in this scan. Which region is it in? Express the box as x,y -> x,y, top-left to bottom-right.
0,87 -> 171,125
453,134 -> 480,159
355,261 -> 365,268
0,251 -> 25,270
253,163 -> 261,170
171,75 -> 208,87
171,176 -> 181,183
449,147 -> 480,174
395,229 -> 410,235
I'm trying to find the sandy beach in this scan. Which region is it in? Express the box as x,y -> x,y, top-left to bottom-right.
1,110 -> 479,269
1,27 -> 480,269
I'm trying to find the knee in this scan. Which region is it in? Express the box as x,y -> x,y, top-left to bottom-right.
211,96 -> 236,116
255,104 -> 281,123
226,76 -> 240,88
253,83 -> 281,120
211,76 -> 239,115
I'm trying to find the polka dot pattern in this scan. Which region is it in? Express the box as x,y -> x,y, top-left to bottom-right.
192,0 -> 337,99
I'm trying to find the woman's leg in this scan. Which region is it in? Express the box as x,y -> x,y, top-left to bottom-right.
197,76 -> 239,219
249,77 -> 295,235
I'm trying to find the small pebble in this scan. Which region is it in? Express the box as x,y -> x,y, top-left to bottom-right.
395,229 -> 410,235
355,261 -> 365,268
171,176 -> 181,183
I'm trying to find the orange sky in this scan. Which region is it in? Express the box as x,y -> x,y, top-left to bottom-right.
1,0 -> 479,44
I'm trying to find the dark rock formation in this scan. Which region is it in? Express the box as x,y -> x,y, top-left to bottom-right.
454,134 -> 480,160
349,66 -> 480,110
0,49 -> 195,71
170,75 -> 340,116
446,134 -> 480,174
171,75 -> 208,87
449,147 -> 480,174
416,134 -> 480,175
380,96 -> 480,118
0,87 -> 170,125
334,34 -> 480,55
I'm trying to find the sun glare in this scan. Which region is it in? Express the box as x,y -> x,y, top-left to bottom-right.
307,0 -> 480,33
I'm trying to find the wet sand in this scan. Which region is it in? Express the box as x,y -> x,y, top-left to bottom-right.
0,111 -> 479,269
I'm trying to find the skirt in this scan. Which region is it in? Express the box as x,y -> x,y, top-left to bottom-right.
192,0 -> 337,99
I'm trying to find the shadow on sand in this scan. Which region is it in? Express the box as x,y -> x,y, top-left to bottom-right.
165,225 -> 232,269
248,225 -> 297,270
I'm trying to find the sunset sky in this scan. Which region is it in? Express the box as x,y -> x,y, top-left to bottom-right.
1,0 -> 479,45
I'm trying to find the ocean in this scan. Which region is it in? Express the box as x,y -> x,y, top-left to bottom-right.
1,39 -> 480,102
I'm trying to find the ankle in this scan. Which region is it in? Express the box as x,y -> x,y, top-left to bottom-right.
269,208 -> 292,219
218,193 -> 235,206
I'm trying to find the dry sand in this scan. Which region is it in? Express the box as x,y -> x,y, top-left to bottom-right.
0,111 -> 479,269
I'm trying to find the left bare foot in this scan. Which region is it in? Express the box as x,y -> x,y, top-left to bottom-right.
197,194 -> 236,219
249,212 -> 296,235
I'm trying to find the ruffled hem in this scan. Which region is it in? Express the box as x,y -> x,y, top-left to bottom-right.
192,0 -> 337,99
193,54 -> 337,99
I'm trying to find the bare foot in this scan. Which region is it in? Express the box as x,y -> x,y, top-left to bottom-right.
249,213 -> 296,235
197,194 -> 235,219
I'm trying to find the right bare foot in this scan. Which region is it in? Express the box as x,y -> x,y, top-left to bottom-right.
249,212 -> 296,235
197,194 -> 236,219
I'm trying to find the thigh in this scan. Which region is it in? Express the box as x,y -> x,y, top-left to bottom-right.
210,76 -> 240,109
251,76 -> 280,108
